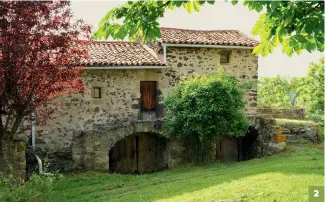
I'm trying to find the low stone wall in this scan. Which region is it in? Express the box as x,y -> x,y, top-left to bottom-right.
257,107 -> 305,120
279,123 -> 320,144
252,118 -> 321,155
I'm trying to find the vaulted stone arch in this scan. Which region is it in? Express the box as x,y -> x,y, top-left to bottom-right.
71,117 -> 272,172
71,120 -> 172,171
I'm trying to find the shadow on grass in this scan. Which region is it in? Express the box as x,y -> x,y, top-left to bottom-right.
35,143 -> 324,202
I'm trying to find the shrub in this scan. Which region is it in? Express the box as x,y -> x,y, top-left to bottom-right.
164,71 -> 250,163
0,172 -> 62,202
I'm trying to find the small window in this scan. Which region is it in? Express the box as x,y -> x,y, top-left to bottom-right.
220,54 -> 230,64
93,87 -> 101,98
140,81 -> 157,110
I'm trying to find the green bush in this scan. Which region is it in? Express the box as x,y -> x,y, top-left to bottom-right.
0,172 -> 62,202
164,71 -> 250,164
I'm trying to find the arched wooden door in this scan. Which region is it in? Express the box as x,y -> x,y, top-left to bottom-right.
109,133 -> 167,173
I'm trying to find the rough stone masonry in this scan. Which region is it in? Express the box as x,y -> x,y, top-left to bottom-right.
20,27 -> 262,174
25,46 -> 258,173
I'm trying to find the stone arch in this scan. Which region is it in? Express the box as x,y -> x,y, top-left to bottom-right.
241,125 -> 260,160
241,116 -> 273,159
214,117 -> 267,162
108,132 -> 168,173
71,120 -> 167,171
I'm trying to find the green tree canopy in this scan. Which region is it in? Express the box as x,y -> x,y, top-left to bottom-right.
257,76 -> 307,108
304,57 -> 324,126
258,57 -> 324,134
94,0 -> 324,56
164,71 -> 250,163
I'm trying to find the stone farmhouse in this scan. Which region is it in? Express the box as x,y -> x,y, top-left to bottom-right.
27,27 -> 261,174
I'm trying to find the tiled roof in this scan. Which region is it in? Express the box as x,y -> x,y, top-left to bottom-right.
160,27 -> 259,47
81,28 -> 258,67
81,41 -> 164,66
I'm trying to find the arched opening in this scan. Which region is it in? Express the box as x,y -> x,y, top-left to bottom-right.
215,126 -> 260,162
242,126 -> 260,160
109,132 -> 167,174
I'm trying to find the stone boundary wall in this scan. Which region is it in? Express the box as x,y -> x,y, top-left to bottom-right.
257,107 -> 305,120
280,123 -> 320,143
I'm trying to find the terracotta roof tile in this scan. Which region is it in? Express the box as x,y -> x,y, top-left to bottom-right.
81,28 -> 258,67
81,41 -> 164,66
160,27 -> 259,47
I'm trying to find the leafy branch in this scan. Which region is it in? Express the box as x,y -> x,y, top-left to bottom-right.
94,0 -> 324,56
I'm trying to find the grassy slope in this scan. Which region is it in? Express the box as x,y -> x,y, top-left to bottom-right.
31,143 -> 324,202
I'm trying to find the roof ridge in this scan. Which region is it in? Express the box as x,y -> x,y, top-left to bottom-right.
160,27 -> 241,32
91,40 -> 138,44
160,27 -> 259,46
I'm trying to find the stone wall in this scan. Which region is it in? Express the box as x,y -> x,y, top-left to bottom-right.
73,121 -> 150,171
166,47 -> 258,115
213,116 -> 288,162
246,117 -> 322,157
257,107 -> 305,120
245,117 -> 287,157
280,123 -> 320,143
25,47 -> 258,172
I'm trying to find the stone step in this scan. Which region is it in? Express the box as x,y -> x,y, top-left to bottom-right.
286,140 -> 300,143
281,128 -> 291,134
283,134 -> 300,141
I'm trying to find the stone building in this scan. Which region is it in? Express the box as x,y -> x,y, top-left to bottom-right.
27,27 -> 260,174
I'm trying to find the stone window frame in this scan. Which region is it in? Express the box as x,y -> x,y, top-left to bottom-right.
219,50 -> 232,64
220,54 -> 230,64
92,87 -> 102,99
90,84 -> 106,105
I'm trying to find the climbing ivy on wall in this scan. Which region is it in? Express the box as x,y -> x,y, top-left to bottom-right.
164,70 -> 250,164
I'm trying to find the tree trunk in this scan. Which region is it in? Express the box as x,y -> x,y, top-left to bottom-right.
0,134 -> 26,183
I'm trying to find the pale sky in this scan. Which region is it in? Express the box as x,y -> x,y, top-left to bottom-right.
71,1 -> 324,78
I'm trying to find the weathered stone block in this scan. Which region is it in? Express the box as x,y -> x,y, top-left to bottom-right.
268,142 -> 286,154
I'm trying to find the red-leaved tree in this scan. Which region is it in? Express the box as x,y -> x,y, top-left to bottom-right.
0,1 -> 91,175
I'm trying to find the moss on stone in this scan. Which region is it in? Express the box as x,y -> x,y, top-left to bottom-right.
16,143 -> 26,153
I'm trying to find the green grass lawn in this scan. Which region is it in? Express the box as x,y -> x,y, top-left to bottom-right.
1,143 -> 324,202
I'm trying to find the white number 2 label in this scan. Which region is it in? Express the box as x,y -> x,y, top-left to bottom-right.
314,190 -> 319,197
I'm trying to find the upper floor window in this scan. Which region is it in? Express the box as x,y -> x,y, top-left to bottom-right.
140,81 -> 157,110
220,54 -> 230,64
93,87 -> 102,98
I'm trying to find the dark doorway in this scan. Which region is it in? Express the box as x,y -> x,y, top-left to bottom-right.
109,133 -> 167,174
215,126 -> 260,162
242,126 -> 259,160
